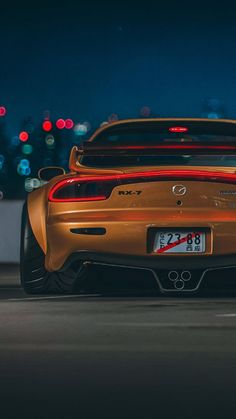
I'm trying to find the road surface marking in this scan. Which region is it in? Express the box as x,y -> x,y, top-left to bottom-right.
0,343 -> 235,353
8,293 -> 102,301
216,313 -> 236,317
100,322 -> 236,329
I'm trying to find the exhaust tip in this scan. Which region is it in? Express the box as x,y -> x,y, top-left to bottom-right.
181,271 -> 192,281
168,271 -> 179,281
174,280 -> 185,290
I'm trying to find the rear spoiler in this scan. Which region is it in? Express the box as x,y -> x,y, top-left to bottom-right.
69,143 -> 236,171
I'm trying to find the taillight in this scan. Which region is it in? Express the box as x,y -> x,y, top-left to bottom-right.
49,177 -> 119,202
48,170 -> 236,202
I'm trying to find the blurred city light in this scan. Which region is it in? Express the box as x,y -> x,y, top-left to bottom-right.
25,178 -> 34,192
17,165 -> 31,176
0,106 -> 6,117
74,123 -> 88,136
31,178 -> 41,188
207,112 -> 220,119
19,131 -> 29,142
42,120 -> 53,132
22,144 -> 33,155
65,119 -> 74,129
45,135 -> 55,149
202,97 -> 224,119
20,159 -> 30,168
100,121 -> 109,127
56,118 -> 65,129
25,177 -> 44,192
25,167 -> 31,175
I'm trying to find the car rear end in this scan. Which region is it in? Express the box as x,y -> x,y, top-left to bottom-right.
46,119 -> 236,293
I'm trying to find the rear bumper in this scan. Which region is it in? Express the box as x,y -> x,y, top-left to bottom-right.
60,252 -> 236,293
60,251 -> 236,271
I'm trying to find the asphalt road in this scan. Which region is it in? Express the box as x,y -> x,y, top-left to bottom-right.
1,266 -> 236,418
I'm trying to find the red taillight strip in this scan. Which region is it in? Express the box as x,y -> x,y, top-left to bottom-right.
50,195 -> 107,203
49,170 -> 236,202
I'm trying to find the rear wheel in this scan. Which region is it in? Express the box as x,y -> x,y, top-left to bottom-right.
20,203 -> 84,294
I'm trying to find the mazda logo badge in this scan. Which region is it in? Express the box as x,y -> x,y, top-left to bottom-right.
172,185 -> 187,196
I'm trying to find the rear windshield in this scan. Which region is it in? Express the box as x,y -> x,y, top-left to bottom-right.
81,121 -> 236,168
81,155 -> 236,168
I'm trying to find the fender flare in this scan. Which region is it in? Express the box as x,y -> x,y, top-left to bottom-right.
27,187 -> 48,254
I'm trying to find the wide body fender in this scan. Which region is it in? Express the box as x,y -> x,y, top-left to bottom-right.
27,186 -> 48,255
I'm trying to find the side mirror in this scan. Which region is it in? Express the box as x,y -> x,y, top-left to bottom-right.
38,166 -> 65,182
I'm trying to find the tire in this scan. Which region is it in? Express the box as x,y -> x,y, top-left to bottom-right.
20,203 -> 82,295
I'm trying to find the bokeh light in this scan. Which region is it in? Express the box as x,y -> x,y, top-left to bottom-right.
20,159 -> 30,168
0,106 -> 6,117
45,135 -> 55,149
25,177 -> 44,192
25,178 -> 34,192
100,121 -> 109,127
31,178 -> 41,188
74,123 -> 88,136
42,120 -> 53,132
56,119 -> 65,129
207,112 -> 220,119
17,165 -> 31,176
19,131 -> 29,142
22,144 -> 33,155
65,119 -> 74,129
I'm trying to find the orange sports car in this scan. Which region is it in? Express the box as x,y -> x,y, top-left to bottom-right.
20,118 -> 236,294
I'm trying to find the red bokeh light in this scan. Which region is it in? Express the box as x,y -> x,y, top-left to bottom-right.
19,131 -> 29,142
0,106 -> 7,117
65,118 -> 74,129
42,120 -> 52,132
56,119 -> 65,129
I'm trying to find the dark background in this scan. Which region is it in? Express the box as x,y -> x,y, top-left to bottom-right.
1,0 -> 236,198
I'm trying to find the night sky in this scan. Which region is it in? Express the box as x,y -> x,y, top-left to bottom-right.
1,1 -> 236,135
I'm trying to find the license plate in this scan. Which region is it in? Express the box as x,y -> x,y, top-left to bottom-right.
153,231 -> 205,254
